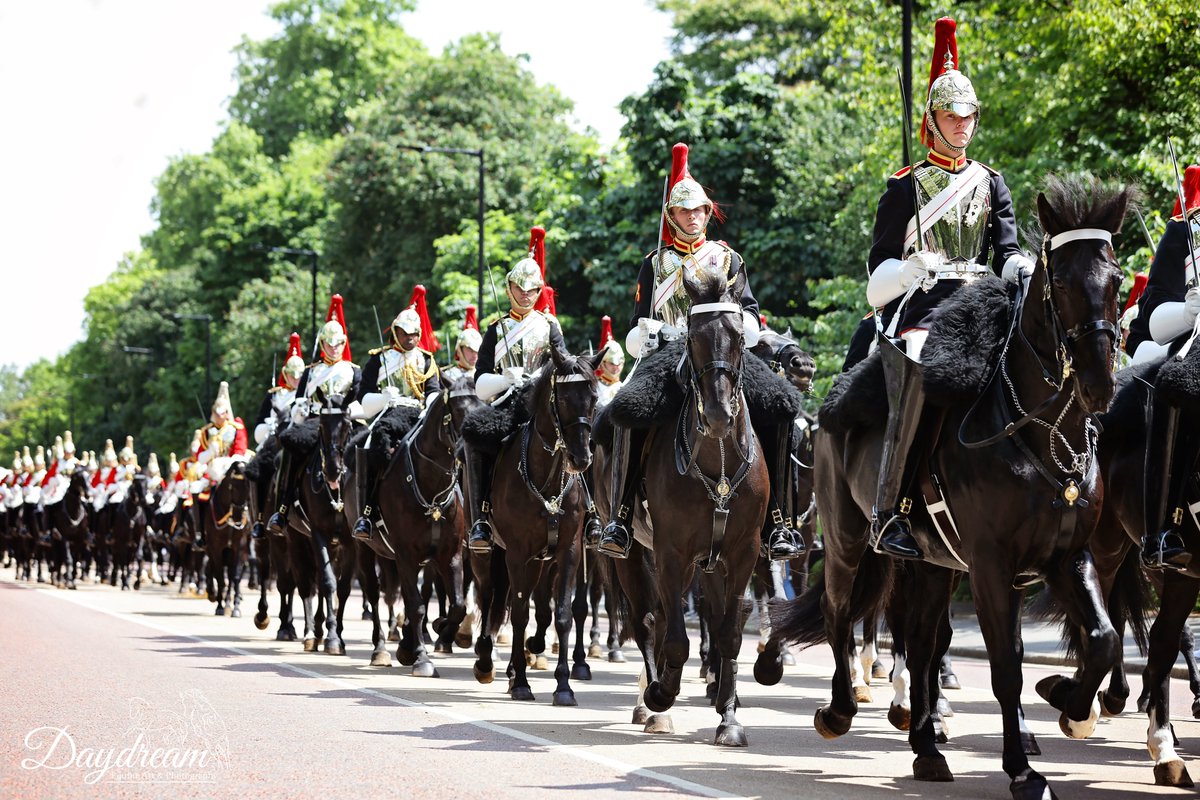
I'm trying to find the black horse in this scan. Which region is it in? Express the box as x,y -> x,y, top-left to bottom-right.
44,470 -> 92,589
468,341 -> 604,705
771,176 -> 1132,799
595,267 -> 772,746
201,461 -> 251,618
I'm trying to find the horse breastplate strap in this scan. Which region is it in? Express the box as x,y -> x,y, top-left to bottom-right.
912,163 -> 991,263
653,243 -> 732,328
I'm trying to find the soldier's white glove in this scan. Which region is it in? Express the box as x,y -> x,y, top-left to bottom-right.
382,385 -> 402,408
396,396 -> 421,409
901,251 -> 940,289
1186,287 -> 1200,321
659,323 -> 684,342
291,398 -> 310,425
1002,253 -> 1036,284
503,365 -> 527,386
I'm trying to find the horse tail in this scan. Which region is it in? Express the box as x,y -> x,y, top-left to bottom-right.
487,547 -> 510,633
768,549 -> 894,649
1108,546 -> 1150,656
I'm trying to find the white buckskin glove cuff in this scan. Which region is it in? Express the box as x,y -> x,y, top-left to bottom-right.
253,423 -> 270,446
1002,253 -> 1035,284
742,309 -> 761,348
627,317 -> 664,358
476,372 -> 513,402
1149,301 -> 1196,345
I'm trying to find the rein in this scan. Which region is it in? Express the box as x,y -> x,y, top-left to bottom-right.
390,392 -> 460,555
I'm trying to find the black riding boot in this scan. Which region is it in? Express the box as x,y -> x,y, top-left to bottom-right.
582,470 -> 602,550
598,425 -> 643,559
266,450 -> 294,535
871,337 -> 926,561
466,449 -> 495,554
759,422 -> 804,561
1142,404 -> 1192,571
351,447 -> 377,541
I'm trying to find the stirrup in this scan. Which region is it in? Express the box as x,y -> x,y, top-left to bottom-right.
763,524 -> 805,561
351,515 -> 373,540
873,513 -> 922,560
250,521 -> 265,540
598,519 -> 632,559
1142,531 -> 1192,572
467,518 -> 493,554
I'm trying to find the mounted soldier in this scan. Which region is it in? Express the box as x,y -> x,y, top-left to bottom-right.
25,445 -> 46,509
864,16 -> 1032,560
595,316 -> 625,408
350,284 -> 444,539
90,440 -> 118,511
267,294 -> 361,534
465,226 -> 570,554
598,142 -> 804,562
194,381 -> 249,498
1126,163 -> 1200,569
249,332 -> 306,539
443,305 -> 482,384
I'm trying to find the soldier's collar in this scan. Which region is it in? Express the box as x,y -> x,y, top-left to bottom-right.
671,235 -> 707,255
320,354 -> 343,366
599,372 -> 621,386
925,149 -> 968,172
508,308 -> 532,322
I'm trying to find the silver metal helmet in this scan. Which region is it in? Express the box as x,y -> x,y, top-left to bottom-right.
391,307 -> 421,336
667,177 -> 712,212
925,50 -> 980,153
319,319 -> 346,348
506,257 -> 544,292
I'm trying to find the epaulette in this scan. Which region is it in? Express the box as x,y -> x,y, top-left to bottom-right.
975,161 -> 1000,176
231,420 -> 245,430
368,346 -> 388,356
891,165 -> 913,180
268,386 -> 284,394
417,347 -> 433,357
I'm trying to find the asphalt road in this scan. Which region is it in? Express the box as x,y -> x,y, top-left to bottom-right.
1,572 -> 1196,800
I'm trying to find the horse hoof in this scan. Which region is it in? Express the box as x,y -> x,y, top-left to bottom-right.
781,650 -> 796,666
1099,690 -> 1126,717
1009,770 -> 1058,800
940,673 -> 962,691
1035,675 -> 1069,710
1193,698 -> 1200,720
388,629 -> 400,642
872,659 -> 887,680
497,631 -> 511,645
370,651 -> 392,667
1021,731 -> 1041,756
888,704 -> 911,731
854,686 -> 872,704
644,683 -> 675,714
455,632 -> 473,650
756,641 -> 766,654
412,661 -> 439,678
472,663 -> 495,684
571,663 -> 592,682
553,690 -> 577,707
937,695 -> 954,717
698,665 -> 708,682
303,638 -> 317,652
1154,759 -> 1194,787
433,642 -> 451,654
525,650 -> 537,668
230,608 -> 241,619
324,639 -> 345,656
1057,694 -> 1100,739
588,643 -> 603,658
535,655 -> 549,671
913,754 -> 954,782
396,648 -> 417,667
551,642 -> 560,655
214,607 -> 225,617
632,706 -> 649,725
278,628 -> 297,642
714,723 -> 748,747
608,650 -> 625,664
753,652 -> 784,686
511,686 -> 535,702
254,612 -> 270,631
814,706 -> 851,739
644,714 -> 674,734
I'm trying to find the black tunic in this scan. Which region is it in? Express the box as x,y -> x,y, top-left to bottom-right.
1127,218 -> 1195,356
868,161 -> 1022,332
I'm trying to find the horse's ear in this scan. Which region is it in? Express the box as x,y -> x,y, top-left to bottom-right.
1036,191 -> 1064,236
588,348 -> 606,373
549,341 -> 567,370
1101,189 -> 1132,237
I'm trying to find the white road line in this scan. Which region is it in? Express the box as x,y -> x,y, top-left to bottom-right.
27,584 -> 747,800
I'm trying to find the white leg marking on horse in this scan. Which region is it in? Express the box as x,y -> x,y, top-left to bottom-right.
1148,715 -> 1179,763
892,652 -> 910,710
1064,693 -> 1101,739
861,640 -> 877,683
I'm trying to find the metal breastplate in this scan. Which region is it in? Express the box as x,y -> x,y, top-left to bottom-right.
271,389 -> 295,413
499,313 -> 552,372
306,360 -> 354,399
380,349 -> 424,398
914,164 -> 991,264
653,246 -> 732,328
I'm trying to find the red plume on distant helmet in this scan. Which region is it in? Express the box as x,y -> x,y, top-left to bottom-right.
278,332 -> 303,387
463,304 -> 479,332
1171,164 -> 1200,219
597,315 -> 614,349
528,226 -> 558,315
920,17 -> 960,148
408,285 -> 440,352
324,294 -> 351,361
1123,273 -> 1149,315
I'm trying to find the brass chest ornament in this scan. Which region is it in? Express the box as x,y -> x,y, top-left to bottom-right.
1062,480 -> 1080,506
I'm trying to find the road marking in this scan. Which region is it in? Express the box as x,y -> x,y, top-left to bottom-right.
27,584 -> 747,800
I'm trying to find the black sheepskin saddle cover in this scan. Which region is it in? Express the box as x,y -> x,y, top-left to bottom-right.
278,417 -> 320,456
346,405 -> 422,470
245,435 -> 280,482
819,348 -> 885,435
922,275 -> 1014,407
819,276 -> 1013,434
1156,341 -> 1200,414
462,381 -> 535,456
607,339 -> 804,430
1097,358 -> 1162,451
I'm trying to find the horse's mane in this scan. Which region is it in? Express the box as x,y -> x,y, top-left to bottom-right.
1041,174 -> 1135,232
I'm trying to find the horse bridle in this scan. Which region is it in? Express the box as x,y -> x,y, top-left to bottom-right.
535,367 -> 594,454
394,389 -> 460,523
211,471 -> 249,531
316,396 -> 350,511
685,302 -> 746,431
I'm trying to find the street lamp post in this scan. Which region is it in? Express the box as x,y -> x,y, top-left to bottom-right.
399,143 -> 486,313
268,247 -> 320,352
172,314 -> 213,403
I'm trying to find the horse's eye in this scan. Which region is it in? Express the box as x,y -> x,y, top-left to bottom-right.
1052,277 -> 1065,291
